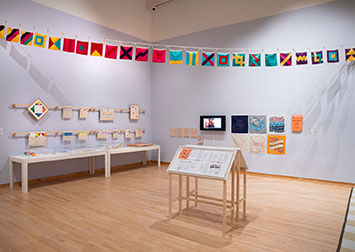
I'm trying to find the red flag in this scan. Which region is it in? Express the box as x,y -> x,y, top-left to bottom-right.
63,38 -> 75,53
105,44 -> 118,59
120,46 -> 133,60
135,47 -> 149,62
76,40 -> 89,55
152,49 -> 166,63
90,42 -> 103,57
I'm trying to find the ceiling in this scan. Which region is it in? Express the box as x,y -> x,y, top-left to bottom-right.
33,0 -> 336,42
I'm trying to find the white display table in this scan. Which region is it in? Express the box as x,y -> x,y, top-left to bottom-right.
9,149 -> 108,193
106,145 -> 161,177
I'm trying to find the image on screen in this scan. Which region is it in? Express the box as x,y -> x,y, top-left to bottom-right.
204,118 -> 222,129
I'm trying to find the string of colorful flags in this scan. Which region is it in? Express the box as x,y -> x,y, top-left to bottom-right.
1,24 -> 355,66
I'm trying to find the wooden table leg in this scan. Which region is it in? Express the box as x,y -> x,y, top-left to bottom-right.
222,180 -> 227,235
157,147 -> 161,167
243,168 -> 247,217
179,175 -> 182,215
195,177 -> 198,207
142,151 -> 147,166
9,160 -> 14,189
231,164 -> 235,227
168,173 -> 172,219
236,167 -> 240,221
105,153 -> 110,178
21,162 -> 28,193
186,176 -> 190,210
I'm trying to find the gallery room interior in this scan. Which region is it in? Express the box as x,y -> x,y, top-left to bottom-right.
0,0 -> 354,251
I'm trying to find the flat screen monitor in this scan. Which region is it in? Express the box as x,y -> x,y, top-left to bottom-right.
200,115 -> 226,131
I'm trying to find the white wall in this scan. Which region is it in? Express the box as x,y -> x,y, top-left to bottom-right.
151,0 -> 355,183
0,0 -> 152,184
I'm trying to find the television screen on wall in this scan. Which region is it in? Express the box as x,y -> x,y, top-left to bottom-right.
200,115 -> 226,131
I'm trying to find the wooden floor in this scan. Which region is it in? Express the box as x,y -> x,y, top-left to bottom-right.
0,163 -> 352,252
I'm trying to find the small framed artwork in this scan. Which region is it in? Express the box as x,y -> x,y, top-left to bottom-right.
78,132 -> 88,141
27,98 -> 48,121
130,104 -> 140,120
184,128 -> 190,138
191,128 -> 198,138
177,128 -> 183,138
100,109 -> 114,121
125,129 -> 131,139
170,128 -> 176,137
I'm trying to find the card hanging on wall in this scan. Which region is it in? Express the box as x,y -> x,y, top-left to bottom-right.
249,135 -> 266,154
100,109 -> 114,121
62,107 -> 72,119
78,132 -> 88,141
191,128 -> 198,138
269,116 -> 285,133
176,128 -> 183,138
27,98 -> 48,121
198,135 -> 204,145
124,130 -> 131,139
79,107 -> 88,119
184,128 -> 190,138
130,104 -> 140,120
112,131 -> 119,140
267,135 -> 286,155
63,131 -> 73,142
170,128 -> 176,137
28,132 -> 47,147
135,129 -> 142,138
292,115 -> 303,132
97,130 -> 108,139
248,115 -> 266,134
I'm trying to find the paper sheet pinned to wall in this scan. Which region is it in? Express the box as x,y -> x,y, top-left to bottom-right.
28,132 -> 47,147
62,107 -> 72,119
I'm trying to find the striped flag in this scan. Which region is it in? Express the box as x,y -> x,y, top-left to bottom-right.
186,51 -> 199,66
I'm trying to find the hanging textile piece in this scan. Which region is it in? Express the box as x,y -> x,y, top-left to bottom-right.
105,44 -> 118,59
169,49 -> 183,64
120,45 -> 133,60
327,49 -> 339,63
76,40 -> 89,55
186,51 -> 199,66
217,53 -> 230,67
48,37 -> 61,51
63,38 -> 76,53
6,27 -> 19,42
280,52 -> 292,66
345,48 -> 355,61
296,52 -> 308,65
202,52 -> 214,66
232,53 -> 245,67
249,53 -> 261,67
33,32 -> 47,48
265,53 -> 277,67
90,42 -> 103,56
135,47 -> 149,62
20,31 -> 33,46
267,135 -> 286,155
311,51 -> 323,64
152,49 -> 166,63
0,25 -> 4,39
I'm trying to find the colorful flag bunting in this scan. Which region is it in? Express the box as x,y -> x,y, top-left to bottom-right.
280,52 -> 292,66
217,53 -> 230,67
90,42 -> 103,56
327,49 -> 339,63
105,44 -> 118,59
120,45 -> 133,60
249,53 -> 261,67
6,27 -> 19,42
20,31 -> 33,46
135,47 -> 149,62
186,51 -> 199,66
152,49 -> 165,63
63,38 -> 76,53
202,52 -> 214,66
76,40 -> 89,55
296,52 -> 308,65
311,51 -> 323,65
33,32 -> 47,48
232,53 -> 245,67
265,53 -> 277,67
0,25 -> 4,39
169,49 -> 182,64
345,48 -> 355,61
48,36 -> 61,51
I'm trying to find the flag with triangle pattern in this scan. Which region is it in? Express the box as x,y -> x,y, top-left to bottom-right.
48,36 -> 61,51
232,53 -> 245,67
280,52 -> 292,66
202,52 -> 214,66
265,53 -> 277,67
186,51 -> 199,66
249,53 -> 261,67
20,31 -> 33,46
33,32 -> 47,48
327,49 -> 339,63
345,48 -> 355,61
105,44 -> 118,59
296,52 -> 307,65
135,47 -> 148,62
90,42 -> 103,56
311,51 -> 323,65
169,50 -> 182,64
6,27 -> 19,42
76,40 -> 89,55
152,49 -> 165,63
217,53 -> 229,67
120,46 -> 133,60
0,25 -> 4,39
63,38 -> 75,53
